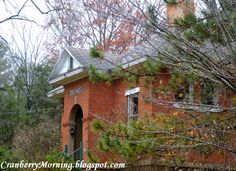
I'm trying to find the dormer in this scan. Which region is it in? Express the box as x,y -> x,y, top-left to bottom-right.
48,47 -> 115,86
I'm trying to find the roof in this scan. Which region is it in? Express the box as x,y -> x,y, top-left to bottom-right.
65,47 -> 115,70
47,86 -> 64,98
49,33 -> 223,86
47,43 -> 155,85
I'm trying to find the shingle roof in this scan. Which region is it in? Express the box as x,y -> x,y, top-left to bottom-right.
48,35 -> 166,83
66,47 -> 115,70
66,46 -> 148,69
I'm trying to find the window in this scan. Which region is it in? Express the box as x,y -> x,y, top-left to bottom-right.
125,87 -> 140,119
128,94 -> 138,118
175,83 -> 193,103
173,78 -> 221,112
201,79 -> 218,105
69,57 -> 74,70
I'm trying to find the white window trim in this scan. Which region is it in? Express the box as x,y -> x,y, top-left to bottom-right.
125,87 -> 140,119
212,87 -> 219,106
173,102 -> 224,113
125,87 -> 140,96
173,84 -> 222,113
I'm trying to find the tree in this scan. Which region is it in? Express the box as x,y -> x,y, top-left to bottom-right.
88,0 -> 236,169
0,0 -> 62,25
0,39 -> 10,87
46,0 -> 145,54
6,22 -> 60,118
0,22 -> 61,148
0,0 -> 63,162
0,40 -> 17,145
92,0 -> 236,92
12,117 -> 60,162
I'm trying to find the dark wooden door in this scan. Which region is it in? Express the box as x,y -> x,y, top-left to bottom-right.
74,107 -> 83,151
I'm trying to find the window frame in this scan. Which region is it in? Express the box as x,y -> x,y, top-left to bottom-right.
69,57 -> 74,70
200,79 -> 219,106
125,87 -> 140,119
173,79 -> 222,112
175,82 -> 194,104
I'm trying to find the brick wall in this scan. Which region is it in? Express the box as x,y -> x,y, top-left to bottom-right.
60,70 -> 235,164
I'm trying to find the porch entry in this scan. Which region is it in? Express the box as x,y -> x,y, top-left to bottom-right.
69,104 -> 83,161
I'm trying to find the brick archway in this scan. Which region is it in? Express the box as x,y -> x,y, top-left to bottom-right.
68,104 -> 83,158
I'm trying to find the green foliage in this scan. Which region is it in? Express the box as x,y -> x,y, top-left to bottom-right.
163,0 -> 177,4
146,5 -> 158,30
0,146 -> 12,162
231,95 -> 236,107
0,40 -> 61,163
86,150 -> 99,163
0,41 -> 8,58
0,87 -> 23,114
92,111 -> 236,164
88,65 -> 115,85
175,14 -> 214,43
92,119 -> 105,131
168,71 -> 195,88
142,60 -> 163,75
89,47 -> 104,59
0,61 -> 61,148
87,0 -> 236,167
0,120 -> 14,145
89,64 -> 139,86
92,115 -> 186,162
45,150 -> 72,162
13,64 -> 60,117
12,116 -> 60,162
165,71 -> 197,101
89,59 -> 164,88
174,8 -> 235,44
42,149 -> 84,171
174,13 -> 197,29
0,146 -> 17,171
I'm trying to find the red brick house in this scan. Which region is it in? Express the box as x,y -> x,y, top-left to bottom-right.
47,0 -> 235,167
47,46 -> 233,159
47,47 -> 160,160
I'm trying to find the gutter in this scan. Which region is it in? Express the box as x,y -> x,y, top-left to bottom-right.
48,68 -> 85,85
47,86 -> 64,98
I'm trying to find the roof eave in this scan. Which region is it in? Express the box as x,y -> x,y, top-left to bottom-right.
47,86 -> 64,98
121,57 -> 147,69
48,68 -> 88,85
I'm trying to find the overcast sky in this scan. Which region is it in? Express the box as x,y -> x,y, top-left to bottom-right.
0,0 -> 206,56
0,0 -> 49,43
0,0 -> 56,65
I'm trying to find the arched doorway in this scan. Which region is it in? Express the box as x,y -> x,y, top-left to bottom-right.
69,104 -> 83,160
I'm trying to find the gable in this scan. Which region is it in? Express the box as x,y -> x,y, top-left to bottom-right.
48,44 -> 153,85
48,49 -> 82,84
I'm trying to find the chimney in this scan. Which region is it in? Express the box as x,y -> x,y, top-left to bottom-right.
166,0 -> 195,24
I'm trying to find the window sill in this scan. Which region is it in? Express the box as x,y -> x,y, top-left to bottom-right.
128,114 -> 138,119
172,102 -> 224,113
